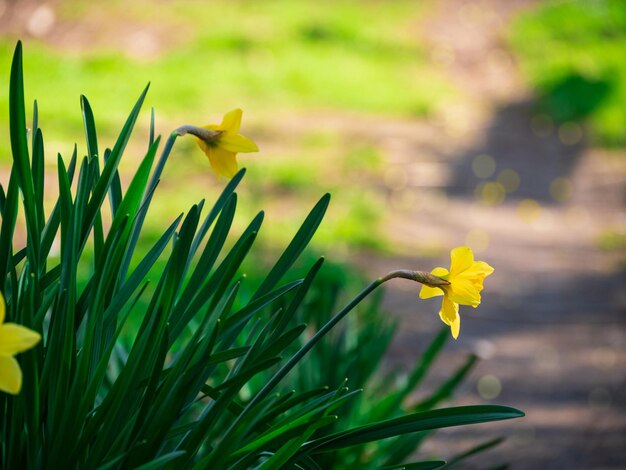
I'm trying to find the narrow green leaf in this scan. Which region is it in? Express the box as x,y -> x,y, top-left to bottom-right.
149,107 -> 155,146
190,168 -> 246,258
40,148 -> 77,262
259,418 -> 336,470
81,95 -> 99,159
133,451 -> 187,470
176,193 -> 237,312
236,415 -> 338,462
253,193 -> 329,300
83,83 -> 149,241
9,41 -> 40,258
103,148 -> 122,216
380,461 -> 447,470
302,405 -> 524,453
413,354 -> 478,412
0,170 -> 19,290
32,128 -> 45,230
441,437 -> 504,468
269,257 -> 324,340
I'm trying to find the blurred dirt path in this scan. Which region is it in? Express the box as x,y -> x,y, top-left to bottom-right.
230,1 -> 626,466
364,1 -> 626,469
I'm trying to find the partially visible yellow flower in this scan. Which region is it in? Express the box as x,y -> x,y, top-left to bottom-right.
419,246 -> 494,339
0,293 -> 41,394
195,109 -> 259,178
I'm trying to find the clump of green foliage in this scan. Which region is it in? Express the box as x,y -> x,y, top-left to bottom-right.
0,42 -> 521,469
509,0 -> 626,147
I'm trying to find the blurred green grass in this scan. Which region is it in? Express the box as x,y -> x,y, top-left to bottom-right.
0,0 -> 451,145
0,0 -> 453,255
509,0 -> 626,147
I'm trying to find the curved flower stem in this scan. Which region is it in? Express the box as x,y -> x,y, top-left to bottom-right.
173,125 -> 222,144
219,269 -> 447,456
380,270 -> 450,288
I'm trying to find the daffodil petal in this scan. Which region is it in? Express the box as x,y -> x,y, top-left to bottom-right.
220,109 -> 242,133
208,147 -> 239,179
448,278 -> 481,307
0,355 -> 22,395
419,285 -> 444,299
450,315 -> 460,339
0,293 -> 4,324
0,324 -> 41,356
219,133 -> 259,153
439,295 -> 459,326
463,260 -> 494,278
431,266 -> 449,279
196,137 -> 211,156
449,246 -> 475,276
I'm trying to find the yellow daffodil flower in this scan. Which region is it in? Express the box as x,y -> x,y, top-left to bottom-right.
419,246 -> 494,339
0,293 -> 41,394
195,108 -> 259,178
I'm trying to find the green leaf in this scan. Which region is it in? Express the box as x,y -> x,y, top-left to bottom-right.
301,405 -> 524,453
81,95 -> 99,159
0,170 -> 19,291
380,461 -> 447,470
258,418 -> 337,470
82,83 -> 149,243
31,128 -> 45,231
441,437 -> 504,468
40,148 -> 77,263
253,193 -> 329,300
176,192 -> 237,313
413,354 -> 478,412
190,168 -> 246,258
233,414 -> 337,459
133,451 -> 187,470
10,41 -> 40,259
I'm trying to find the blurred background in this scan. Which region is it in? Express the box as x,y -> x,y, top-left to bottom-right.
0,0 -> 625,467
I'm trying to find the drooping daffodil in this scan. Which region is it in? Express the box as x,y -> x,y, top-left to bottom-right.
0,292 -> 41,394
419,246 -> 494,339
176,109 -> 259,179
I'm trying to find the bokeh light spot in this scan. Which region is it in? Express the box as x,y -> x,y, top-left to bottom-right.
27,4 -> 56,38
477,181 -> 505,205
530,114 -> 554,137
535,345 -> 559,371
497,169 -> 521,193
558,122 -> 583,145
465,228 -> 490,252
477,374 -> 502,400
474,339 -> 496,360
472,154 -> 496,178
517,199 -> 541,223
549,177 -> 572,202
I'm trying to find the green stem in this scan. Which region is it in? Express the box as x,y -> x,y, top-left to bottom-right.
118,133 -> 178,282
